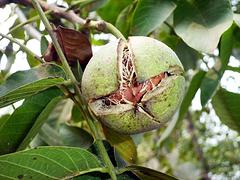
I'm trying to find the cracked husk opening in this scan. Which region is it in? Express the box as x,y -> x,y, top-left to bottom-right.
89,39 -> 183,122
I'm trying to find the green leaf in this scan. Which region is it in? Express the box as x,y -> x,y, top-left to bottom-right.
175,41 -> 200,70
158,26 -> 199,70
0,88 -> 62,155
200,26 -> 233,107
27,53 -> 40,67
0,63 -> 66,108
39,124 -> 94,149
17,96 -> 62,151
174,0 -> 233,53
40,35 -> 49,55
158,29 -> 179,50
97,0 -> 133,24
37,99 -> 93,149
115,3 -> 136,37
71,61 -> 84,82
131,0 -> 176,35
212,88 -> 240,133
200,71 -> 220,107
39,124 -> 62,146
0,114 -> 10,130
59,125 -> 94,148
10,19 -> 25,40
220,25 -> 234,68
45,99 -> 74,128
179,71 -> 206,121
123,165 -> 177,180
71,104 -> 84,123
0,146 -> 104,179
29,134 -> 48,148
103,126 -> 137,164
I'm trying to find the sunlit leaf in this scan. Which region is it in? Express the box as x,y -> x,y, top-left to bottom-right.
174,0 -> 233,53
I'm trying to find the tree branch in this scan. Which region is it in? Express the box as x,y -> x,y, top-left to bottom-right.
0,0 -> 85,24
0,0 -> 31,7
14,6 -> 42,40
0,32 -> 44,63
7,9 -> 52,40
1,0 -> 126,40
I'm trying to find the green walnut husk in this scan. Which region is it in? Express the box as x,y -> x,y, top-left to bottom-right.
81,36 -> 185,134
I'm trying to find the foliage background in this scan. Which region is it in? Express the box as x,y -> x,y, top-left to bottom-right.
0,0 -> 240,179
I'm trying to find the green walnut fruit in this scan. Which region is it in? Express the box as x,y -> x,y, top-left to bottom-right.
81,36 -> 185,134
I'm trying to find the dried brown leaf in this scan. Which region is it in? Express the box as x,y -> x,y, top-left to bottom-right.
43,26 -> 92,68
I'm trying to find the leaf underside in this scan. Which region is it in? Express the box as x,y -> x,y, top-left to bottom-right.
0,146 -> 102,180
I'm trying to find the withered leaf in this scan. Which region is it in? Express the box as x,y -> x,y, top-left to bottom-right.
43,26 -> 92,68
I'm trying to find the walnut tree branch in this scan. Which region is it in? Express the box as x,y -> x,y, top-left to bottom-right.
14,6 -> 42,40
0,0 -> 126,40
0,32 -> 44,63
